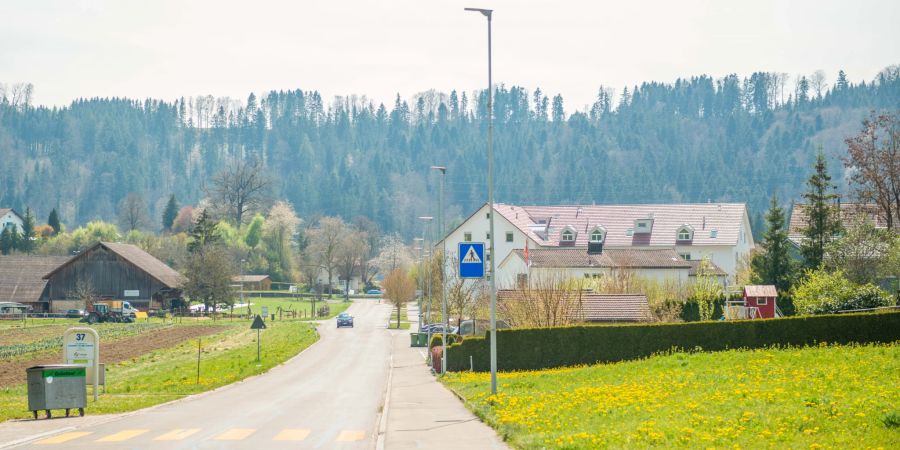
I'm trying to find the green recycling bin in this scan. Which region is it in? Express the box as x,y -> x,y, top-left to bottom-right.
27,365 -> 87,419
416,332 -> 429,347
410,332 -> 419,347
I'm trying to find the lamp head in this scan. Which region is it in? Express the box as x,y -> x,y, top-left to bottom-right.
430,165 -> 447,174
464,7 -> 492,18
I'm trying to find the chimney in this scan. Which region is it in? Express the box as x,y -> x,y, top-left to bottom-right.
702,216 -> 707,230
576,207 -> 582,218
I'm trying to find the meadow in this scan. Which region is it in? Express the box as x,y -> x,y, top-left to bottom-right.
0,317 -> 318,421
443,343 -> 900,449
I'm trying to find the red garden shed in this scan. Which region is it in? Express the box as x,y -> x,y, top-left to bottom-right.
742,285 -> 778,319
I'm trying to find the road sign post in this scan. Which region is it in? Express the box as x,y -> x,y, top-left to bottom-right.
458,242 -> 485,279
250,315 -> 266,362
63,327 -> 100,401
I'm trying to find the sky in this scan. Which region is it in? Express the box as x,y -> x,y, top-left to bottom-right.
2,0 -> 898,111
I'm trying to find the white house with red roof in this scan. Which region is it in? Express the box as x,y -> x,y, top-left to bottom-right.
438,203 -> 754,288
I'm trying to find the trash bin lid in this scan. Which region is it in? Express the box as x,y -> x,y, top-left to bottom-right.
27,364 -> 87,371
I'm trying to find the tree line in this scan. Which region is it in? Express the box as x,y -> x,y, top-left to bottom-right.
1,66 -> 898,241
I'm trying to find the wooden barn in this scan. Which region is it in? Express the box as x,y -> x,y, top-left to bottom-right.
232,275 -> 272,291
0,256 -> 71,312
43,242 -> 185,311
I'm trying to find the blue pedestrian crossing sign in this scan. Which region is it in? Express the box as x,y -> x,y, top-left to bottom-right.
459,242 -> 485,279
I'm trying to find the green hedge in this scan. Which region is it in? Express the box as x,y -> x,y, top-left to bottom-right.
445,311 -> 900,372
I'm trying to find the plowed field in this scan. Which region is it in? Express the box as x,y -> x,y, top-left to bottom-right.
0,325 -> 227,387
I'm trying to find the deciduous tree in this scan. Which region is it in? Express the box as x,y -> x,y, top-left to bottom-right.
117,193 -> 149,232
383,268 -> 415,328
843,112 -> 900,228
207,158 -> 271,225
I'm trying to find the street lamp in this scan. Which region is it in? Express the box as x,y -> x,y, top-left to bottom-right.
418,216 -> 434,326
465,6 -> 498,394
430,165 -> 448,374
413,239 -> 424,329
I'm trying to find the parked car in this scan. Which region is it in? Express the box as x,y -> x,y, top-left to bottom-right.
421,324 -> 454,334
65,309 -> 85,319
366,289 -> 383,295
457,319 -> 510,336
336,312 -> 354,328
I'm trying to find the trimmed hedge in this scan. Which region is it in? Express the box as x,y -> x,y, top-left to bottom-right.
445,311 -> 900,372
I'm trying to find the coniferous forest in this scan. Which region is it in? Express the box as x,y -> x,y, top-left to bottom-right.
1,67 -> 898,238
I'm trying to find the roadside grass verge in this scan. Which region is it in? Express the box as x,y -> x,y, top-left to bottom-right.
442,343 -> 900,449
386,304 -> 409,329
0,319 -> 318,421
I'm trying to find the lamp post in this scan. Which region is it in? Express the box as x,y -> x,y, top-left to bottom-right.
418,216 -> 434,326
413,239 -> 424,329
465,6 -> 498,394
430,165 -> 448,374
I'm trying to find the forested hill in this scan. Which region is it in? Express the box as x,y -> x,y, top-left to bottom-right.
1,67 -> 899,238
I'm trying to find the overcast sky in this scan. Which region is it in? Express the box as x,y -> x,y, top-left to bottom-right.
2,0 -> 898,111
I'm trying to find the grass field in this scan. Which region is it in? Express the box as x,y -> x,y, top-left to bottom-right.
229,297 -> 351,320
0,318 -> 318,421
443,343 -> 900,449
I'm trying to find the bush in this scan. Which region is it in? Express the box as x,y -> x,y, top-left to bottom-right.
430,333 -> 462,348
445,311 -> 900,372
793,269 -> 892,314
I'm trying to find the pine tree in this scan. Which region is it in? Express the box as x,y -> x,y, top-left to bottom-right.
17,207 -> 35,253
836,70 -> 849,91
751,195 -> 797,292
0,228 -> 13,255
162,194 -> 178,232
188,209 -> 220,253
799,151 -> 842,268
48,209 -> 61,235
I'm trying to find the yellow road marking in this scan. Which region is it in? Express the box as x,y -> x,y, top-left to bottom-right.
273,429 -> 311,441
35,432 -> 92,444
153,428 -> 201,441
214,428 -> 256,440
336,430 -> 366,442
96,429 -> 149,442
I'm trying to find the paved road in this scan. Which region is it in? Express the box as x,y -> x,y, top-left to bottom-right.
17,300 -> 393,449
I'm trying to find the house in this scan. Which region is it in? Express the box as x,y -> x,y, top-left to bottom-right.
0,256 -> 71,312
0,208 -> 24,234
43,242 -> 185,312
440,203 -> 754,288
232,275 -> 272,291
498,247 -> 699,286
742,285 -> 778,319
788,202 -> 899,247
581,293 -> 652,323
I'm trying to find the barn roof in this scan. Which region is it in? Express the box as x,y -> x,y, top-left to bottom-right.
232,275 -> 271,283
744,285 -> 777,297
0,256 -> 70,303
581,293 -> 652,322
43,242 -> 184,289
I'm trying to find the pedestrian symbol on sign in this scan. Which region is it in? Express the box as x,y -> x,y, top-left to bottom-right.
458,242 -> 485,279
462,246 -> 482,263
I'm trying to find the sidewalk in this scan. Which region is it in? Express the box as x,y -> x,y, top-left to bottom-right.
381,305 -> 508,450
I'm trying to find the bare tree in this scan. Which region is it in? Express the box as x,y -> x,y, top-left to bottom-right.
117,192 -> 149,232
336,227 -> 369,300
843,112 -> 900,228
373,234 -> 412,275
207,158 -> 271,225
383,268 -> 416,328
498,271 -> 585,328
306,216 -> 348,294
444,255 -> 488,327
810,70 -> 828,99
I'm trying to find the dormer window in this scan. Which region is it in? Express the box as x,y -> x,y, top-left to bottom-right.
634,219 -> 653,234
676,225 -> 694,241
710,229 -> 718,238
589,226 -> 606,243
560,226 -> 577,246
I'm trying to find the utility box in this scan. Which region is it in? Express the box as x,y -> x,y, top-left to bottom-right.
26,365 -> 86,419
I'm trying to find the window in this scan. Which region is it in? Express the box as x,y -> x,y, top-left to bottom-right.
486,232 -> 491,240
486,212 -> 491,219
506,232 -> 514,242
679,252 -> 691,261
516,273 -> 528,288
561,229 -> 575,242
589,227 -> 605,243
464,232 -> 472,242
677,226 -> 693,241
634,219 -> 653,233
756,297 -> 768,305
710,229 -> 718,238
625,228 -> 634,237
583,273 -> 601,279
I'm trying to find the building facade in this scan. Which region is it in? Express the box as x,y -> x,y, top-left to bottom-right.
0,209 -> 24,234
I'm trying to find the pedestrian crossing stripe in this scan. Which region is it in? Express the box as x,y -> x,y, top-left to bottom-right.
35,432 -> 92,444
96,429 -> 149,442
462,246 -> 481,263
336,430 -> 366,441
273,428 -> 311,441
214,428 -> 256,440
153,428 -> 200,440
